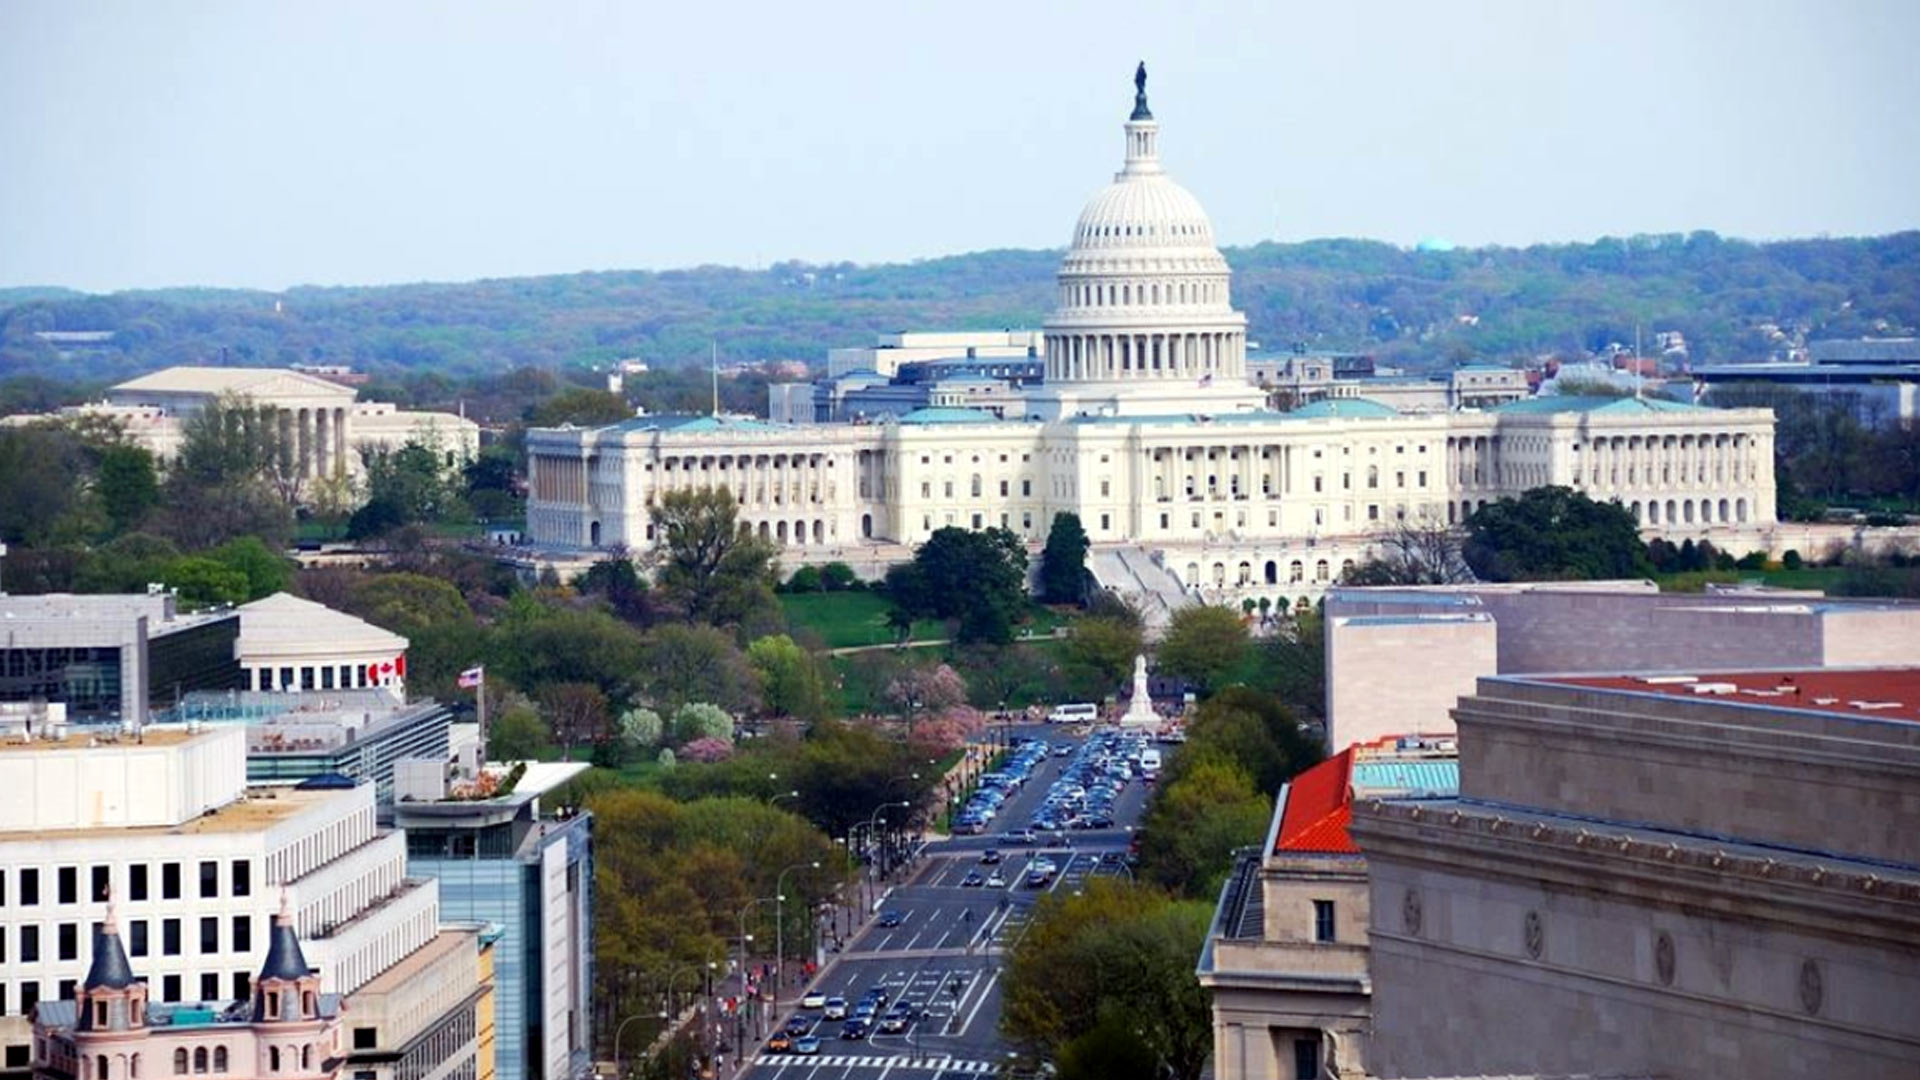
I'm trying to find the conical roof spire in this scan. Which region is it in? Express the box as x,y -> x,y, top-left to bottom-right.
84,897 -> 138,991
258,887 -> 311,983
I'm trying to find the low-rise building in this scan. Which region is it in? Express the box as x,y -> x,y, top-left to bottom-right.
1198,738 -> 1458,1080
0,594 -> 242,728
235,594 -> 408,700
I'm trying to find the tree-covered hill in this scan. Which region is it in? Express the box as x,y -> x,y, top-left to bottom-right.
2,231 -> 1915,384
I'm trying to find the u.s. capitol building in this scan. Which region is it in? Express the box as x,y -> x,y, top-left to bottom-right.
526,71 -> 1775,605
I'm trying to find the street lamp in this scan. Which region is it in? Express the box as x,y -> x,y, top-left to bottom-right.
865,800 -> 911,899
735,897 -> 776,1050
768,789 -> 801,808
611,1012 -> 655,1080
774,860 -> 821,1010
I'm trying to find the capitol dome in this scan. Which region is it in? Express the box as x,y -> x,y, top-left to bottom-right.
1037,65 -> 1250,406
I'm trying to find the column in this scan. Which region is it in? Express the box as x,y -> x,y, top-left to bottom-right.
334,407 -> 348,476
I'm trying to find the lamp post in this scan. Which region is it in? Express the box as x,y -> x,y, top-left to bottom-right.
735,897 -> 776,1051
611,1011 -> 654,1080
774,860 -> 820,1012
865,800 -> 910,894
768,789 -> 801,809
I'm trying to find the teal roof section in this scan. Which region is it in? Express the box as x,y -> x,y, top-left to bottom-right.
1351,759 -> 1459,797
1069,410 -> 1298,426
601,413 -> 788,434
894,407 -> 1003,425
1284,397 -> 1401,419
1492,395 -> 1710,416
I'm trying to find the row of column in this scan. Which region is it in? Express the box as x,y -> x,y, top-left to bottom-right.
279,405 -> 348,479
653,452 -> 840,508
1579,432 -> 1760,490
1046,330 -> 1244,382
1144,445 -> 1291,502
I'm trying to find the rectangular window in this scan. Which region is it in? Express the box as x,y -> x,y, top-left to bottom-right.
91,866 -> 110,903
58,980 -> 75,1002
1341,473 -> 1351,490
161,863 -> 181,900
162,975 -> 181,1004
199,861 -> 218,899
199,917 -> 218,953
129,920 -> 149,958
279,666 -> 294,689
999,480 -> 1008,496
321,666 -> 336,690
1099,514 -> 1110,531
162,918 -> 181,956
232,973 -> 251,1001
129,864 -> 148,901
1293,1038 -> 1320,1080
19,982 -> 40,1017
200,973 -> 220,1002
231,861 -> 251,898
920,481 -> 930,498
1313,900 -> 1336,943
58,923 -> 77,961
1417,470 -> 1427,487
1368,505 -> 1380,521
1099,480 -> 1110,497
1159,513 -> 1169,528
353,1029 -> 379,1050
232,916 -> 252,953
58,867 -> 76,905
1021,480 -> 1031,496
19,926 -> 38,962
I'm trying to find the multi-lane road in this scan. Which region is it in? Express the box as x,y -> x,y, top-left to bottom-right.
740,724 -> 1156,1080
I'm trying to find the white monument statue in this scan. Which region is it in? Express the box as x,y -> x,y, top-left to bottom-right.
1122,653 -> 1158,727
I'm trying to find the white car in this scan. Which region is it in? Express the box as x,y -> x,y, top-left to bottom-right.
986,871 -> 1007,888
800,989 -> 827,1009
822,996 -> 849,1020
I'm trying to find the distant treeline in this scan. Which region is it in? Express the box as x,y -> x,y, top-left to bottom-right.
2,231 -> 1916,386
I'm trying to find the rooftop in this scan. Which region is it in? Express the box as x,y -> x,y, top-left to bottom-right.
237,592 -> 408,657
1284,397 -> 1401,420
1491,394 -> 1710,416
892,407 -> 1005,425
0,727 -> 199,754
1273,737 -> 1461,856
1,784 -> 343,840
1540,667 -> 1920,726
348,928 -> 474,997
112,366 -> 357,400
592,413 -> 788,435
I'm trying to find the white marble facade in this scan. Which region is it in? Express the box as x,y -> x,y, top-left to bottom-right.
525,72 -> 1776,585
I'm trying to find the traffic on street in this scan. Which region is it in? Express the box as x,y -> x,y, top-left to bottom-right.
737,721 -> 1164,1080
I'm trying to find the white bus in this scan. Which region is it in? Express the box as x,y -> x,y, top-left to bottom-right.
1047,702 -> 1098,725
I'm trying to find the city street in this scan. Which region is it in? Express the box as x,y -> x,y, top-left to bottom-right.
738,723 -> 1154,1079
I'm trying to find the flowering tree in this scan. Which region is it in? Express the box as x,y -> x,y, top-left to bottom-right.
619,707 -> 663,749
681,736 -> 735,763
884,663 -> 968,715
671,702 -> 735,745
910,705 -> 988,754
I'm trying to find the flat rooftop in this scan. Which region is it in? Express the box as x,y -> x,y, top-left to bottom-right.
0,786 -> 342,840
1543,668 -> 1920,725
0,728 -> 199,753
349,927 -> 473,996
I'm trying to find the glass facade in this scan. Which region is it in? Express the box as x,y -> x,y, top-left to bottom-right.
0,646 -> 124,721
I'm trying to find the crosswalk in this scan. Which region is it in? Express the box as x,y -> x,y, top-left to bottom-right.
753,1053 -> 999,1072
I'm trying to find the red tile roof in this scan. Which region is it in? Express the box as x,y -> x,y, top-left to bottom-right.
1547,668 -> 1920,724
1274,748 -> 1358,855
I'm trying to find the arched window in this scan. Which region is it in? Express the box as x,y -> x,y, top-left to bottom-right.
970,474 -> 982,498
1264,560 -> 1278,585
99,1056 -> 110,1080
132,1055 -> 142,1079
269,1049 -> 280,1074
193,1048 -> 208,1074
174,1051 -> 189,1076
212,1049 -> 227,1074
861,513 -> 873,539
300,1048 -> 311,1072
1315,560 -> 1330,582
1289,561 -> 1304,583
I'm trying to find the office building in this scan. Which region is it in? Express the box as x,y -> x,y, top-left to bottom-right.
0,594 -> 241,727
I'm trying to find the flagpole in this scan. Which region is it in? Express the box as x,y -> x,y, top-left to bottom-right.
477,668 -> 489,765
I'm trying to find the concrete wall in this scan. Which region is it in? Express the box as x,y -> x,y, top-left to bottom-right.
1325,614 -> 1495,748
0,726 -> 247,833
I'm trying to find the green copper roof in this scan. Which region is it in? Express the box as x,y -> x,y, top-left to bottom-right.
1492,395 -> 1710,416
894,407 -> 1003,425
1284,397 -> 1401,419
601,414 -> 788,434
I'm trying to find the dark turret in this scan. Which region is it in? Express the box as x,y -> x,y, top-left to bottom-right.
77,903 -> 147,1032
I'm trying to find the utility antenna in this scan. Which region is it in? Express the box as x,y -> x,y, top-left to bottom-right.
1634,322 -> 1643,400
711,340 -> 720,417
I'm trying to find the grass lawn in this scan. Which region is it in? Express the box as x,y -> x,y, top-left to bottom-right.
781,591 -> 945,649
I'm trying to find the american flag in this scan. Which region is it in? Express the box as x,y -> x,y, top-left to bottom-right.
1198,372 -> 1213,387
457,666 -> 485,689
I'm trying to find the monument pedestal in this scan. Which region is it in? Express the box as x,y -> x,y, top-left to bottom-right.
1121,654 -> 1159,728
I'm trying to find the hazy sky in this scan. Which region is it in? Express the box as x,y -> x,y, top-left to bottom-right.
3,0 -> 1916,292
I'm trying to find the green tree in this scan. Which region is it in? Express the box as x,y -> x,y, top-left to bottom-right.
636,623 -> 761,714
528,387 -> 631,427
354,439 -> 467,536
75,532 -> 182,594
887,526 -> 1028,645
1038,512 -> 1090,604
210,536 -> 294,600
650,486 -> 781,630
350,573 -> 474,634
95,444 -> 160,536
1060,615 -> 1144,699
746,634 -> 828,721
538,681 -> 611,760
1183,687 -> 1321,797
1001,880 -> 1214,1080
1136,753 -> 1270,897
154,395 -> 296,548
820,561 -> 858,591
159,556 -> 251,608
1463,485 -> 1652,581
0,425 -> 90,545
786,565 -> 824,592
489,696 -> 551,759
1156,605 -> 1250,694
